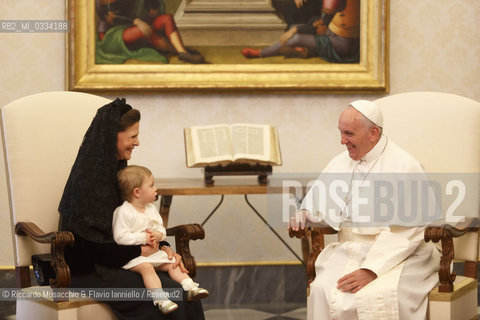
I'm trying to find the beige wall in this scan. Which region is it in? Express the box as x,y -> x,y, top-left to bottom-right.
1,0 -> 479,266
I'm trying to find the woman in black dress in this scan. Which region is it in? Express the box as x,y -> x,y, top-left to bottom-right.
59,98 -> 205,320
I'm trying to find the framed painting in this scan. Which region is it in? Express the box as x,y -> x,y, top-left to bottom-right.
67,0 -> 389,93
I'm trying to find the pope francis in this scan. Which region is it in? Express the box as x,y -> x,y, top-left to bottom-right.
289,100 -> 441,320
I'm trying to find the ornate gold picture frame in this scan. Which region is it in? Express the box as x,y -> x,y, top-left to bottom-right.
67,0 -> 389,93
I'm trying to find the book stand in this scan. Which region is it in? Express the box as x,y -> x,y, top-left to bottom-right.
204,163 -> 272,185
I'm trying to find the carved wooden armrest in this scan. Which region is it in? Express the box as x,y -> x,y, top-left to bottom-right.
15,221 -> 74,288
166,223 -> 205,279
289,222 -> 337,287
424,217 -> 480,292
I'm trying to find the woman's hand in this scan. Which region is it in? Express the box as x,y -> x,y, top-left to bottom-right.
133,18 -> 152,37
280,26 -> 298,45
161,246 -> 189,274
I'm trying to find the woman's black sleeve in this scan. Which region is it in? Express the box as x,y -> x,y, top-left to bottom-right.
159,241 -> 171,248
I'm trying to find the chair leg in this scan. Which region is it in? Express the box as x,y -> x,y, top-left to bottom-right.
16,266 -> 31,288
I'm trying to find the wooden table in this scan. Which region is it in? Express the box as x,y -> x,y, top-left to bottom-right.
155,177 -> 307,264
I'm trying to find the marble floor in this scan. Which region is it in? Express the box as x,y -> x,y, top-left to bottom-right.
0,265 -> 308,320
1,263 -> 480,320
1,304 -> 306,320
203,303 -> 305,320
3,296 -> 480,319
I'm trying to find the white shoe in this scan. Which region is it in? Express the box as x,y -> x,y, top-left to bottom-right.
157,300 -> 178,314
186,287 -> 209,301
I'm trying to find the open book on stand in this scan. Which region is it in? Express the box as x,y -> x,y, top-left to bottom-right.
184,123 -> 282,167
184,123 -> 282,184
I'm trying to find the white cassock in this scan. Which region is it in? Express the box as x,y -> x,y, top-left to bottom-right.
301,135 -> 441,320
112,201 -> 175,269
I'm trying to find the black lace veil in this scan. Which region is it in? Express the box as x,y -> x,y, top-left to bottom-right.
59,98 -> 133,243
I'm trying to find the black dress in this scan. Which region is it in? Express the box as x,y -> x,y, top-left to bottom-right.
59,98 -> 205,320
66,235 -> 204,320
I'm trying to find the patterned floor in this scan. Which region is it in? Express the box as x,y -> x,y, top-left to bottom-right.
1,263 -> 478,319
1,304 -> 305,320
5,303 -> 480,319
203,303 -> 306,320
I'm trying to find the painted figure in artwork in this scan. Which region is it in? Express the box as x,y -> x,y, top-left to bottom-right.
242,0 -> 360,63
95,0 -> 205,64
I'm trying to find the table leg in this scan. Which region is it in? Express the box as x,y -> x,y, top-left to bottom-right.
201,195 -> 224,226
159,195 -> 173,227
244,195 -> 305,266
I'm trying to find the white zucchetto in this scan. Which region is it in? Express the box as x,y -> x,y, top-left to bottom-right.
349,100 -> 383,128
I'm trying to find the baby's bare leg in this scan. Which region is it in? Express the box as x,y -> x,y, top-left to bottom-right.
130,262 -> 163,289
132,263 -> 179,313
156,263 -> 209,301
156,263 -> 190,283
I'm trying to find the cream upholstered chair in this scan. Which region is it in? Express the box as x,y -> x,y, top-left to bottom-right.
1,91 -> 205,320
290,92 -> 480,320
379,92 -> 480,320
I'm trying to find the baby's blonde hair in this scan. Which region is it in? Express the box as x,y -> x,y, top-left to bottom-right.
117,165 -> 152,201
